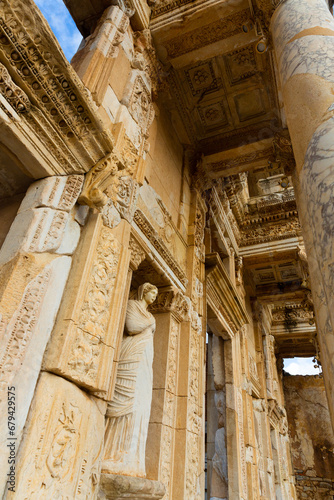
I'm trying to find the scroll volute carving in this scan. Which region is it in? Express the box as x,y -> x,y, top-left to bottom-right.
78,153 -> 125,208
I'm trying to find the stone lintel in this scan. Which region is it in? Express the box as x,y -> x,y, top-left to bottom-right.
99,474 -> 166,499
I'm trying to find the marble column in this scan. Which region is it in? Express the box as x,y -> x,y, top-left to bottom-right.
271,0 -> 334,428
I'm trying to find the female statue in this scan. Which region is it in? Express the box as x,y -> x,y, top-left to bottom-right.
103,283 -> 158,477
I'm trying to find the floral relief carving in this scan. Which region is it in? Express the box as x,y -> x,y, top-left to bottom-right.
13,373 -> 104,499
66,227 -> 121,386
0,61 -> 30,113
0,267 -> 50,400
115,176 -> 139,222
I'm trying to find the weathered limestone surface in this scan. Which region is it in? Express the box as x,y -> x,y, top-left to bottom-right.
8,372 -> 106,500
98,473 -> 165,499
283,375 -> 334,500
0,0 -> 333,496
0,175 -> 85,497
103,283 -> 158,477
43,217 -> 131,396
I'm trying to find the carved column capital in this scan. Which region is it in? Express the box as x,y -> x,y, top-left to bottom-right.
149,286 -> 190,322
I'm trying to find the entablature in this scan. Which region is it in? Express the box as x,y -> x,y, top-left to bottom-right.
206,252 -> 249,337
0,0 -> 114,179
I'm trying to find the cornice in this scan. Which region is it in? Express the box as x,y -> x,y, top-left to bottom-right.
0,0 -> 114,176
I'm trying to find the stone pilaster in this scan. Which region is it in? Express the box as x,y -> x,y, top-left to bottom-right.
0,175 -> 84,496
145,288 -> 189,499
271,0 -> 334,428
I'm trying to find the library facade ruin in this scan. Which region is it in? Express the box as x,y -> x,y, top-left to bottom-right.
0,0 -> 334,497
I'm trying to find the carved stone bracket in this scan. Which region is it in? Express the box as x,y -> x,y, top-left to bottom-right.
78,153 -> 138,229
78,153 -> 124,208
149,286 -> 190,322
129,235 -> 146,270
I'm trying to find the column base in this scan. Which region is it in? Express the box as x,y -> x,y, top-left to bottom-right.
98,473 -> 166,500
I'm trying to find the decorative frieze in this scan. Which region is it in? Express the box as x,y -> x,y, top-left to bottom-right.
162,10 -> 251,58
0,0 -> 114,173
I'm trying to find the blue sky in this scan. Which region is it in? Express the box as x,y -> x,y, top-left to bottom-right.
34,0 -> 82,61
284,357 -> 321,375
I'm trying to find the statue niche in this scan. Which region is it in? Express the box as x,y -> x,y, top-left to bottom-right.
103,282 -> 158,477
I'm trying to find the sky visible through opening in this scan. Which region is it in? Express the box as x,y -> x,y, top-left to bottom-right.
34,0 -> 82,61
284,357 -> 321,375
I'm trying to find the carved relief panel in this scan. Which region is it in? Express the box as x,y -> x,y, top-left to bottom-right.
44,216 -> 131,397
12,373 -> 105,500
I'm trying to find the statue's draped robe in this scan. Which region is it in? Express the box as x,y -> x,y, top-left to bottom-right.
104,299 -> 156,476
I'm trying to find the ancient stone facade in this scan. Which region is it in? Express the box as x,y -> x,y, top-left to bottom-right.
0,0 -> 333,498
283,375 -> 334,500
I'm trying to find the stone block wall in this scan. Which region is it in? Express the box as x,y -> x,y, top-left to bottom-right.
283,374 -> 334,500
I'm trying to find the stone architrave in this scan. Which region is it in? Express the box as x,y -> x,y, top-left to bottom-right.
9,372 -> 106,500
103,283 -> 158,477
271,0 -> 334,427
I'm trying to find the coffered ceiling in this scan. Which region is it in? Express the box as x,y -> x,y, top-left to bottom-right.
165,45 -> 279,153
151,0 -> 282,156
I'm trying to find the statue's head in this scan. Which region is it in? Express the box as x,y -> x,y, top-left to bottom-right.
138,282 -> 158,305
